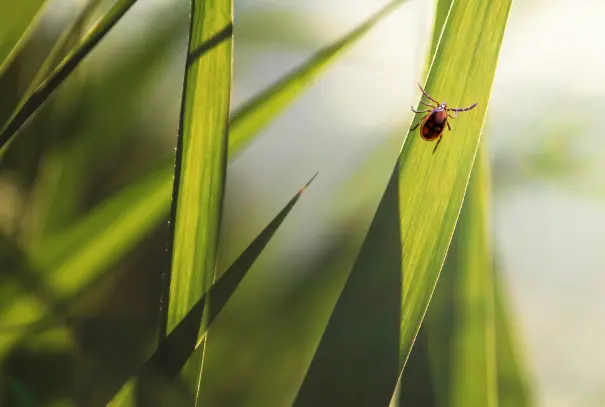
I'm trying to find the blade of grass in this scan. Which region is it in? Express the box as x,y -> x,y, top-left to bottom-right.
0,0 -> 49,76
23,6 -> 185,247
19,0 -> 104,109
493,266 -> 533,407
227,0 -> 410,157
426,143 -> 498,407
106,176 -> 316,407
294,0 -> 512,405
0,0 -> 139,157
161,0 -> 233,400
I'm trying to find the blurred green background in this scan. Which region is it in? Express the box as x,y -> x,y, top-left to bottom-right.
0,0 -> 603,406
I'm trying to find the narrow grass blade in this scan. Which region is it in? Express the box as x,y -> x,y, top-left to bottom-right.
426,144 -> 498,407
162,0 -> 233,399
227,0 -> 410,157
0,163 -> 172,360
493,267 -> 533,407
0,0 -> 48,75
0,0 -> 139,157
106,176 -> 315,407
24,7 -> 184,246
294,1 -> 512,405
17,0 -> 104,121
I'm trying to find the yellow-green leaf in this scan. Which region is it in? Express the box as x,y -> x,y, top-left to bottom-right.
427,144 -> 498,407
294,0 -> 512,404
162,0 -> 232,399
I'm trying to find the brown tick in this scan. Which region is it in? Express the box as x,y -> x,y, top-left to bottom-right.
410,83 -> 478,154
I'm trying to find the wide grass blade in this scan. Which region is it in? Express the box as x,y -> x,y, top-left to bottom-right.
228,0 -> 410,157
0,0 -> 139,157
294,0 -> 512,405
426,144 -> 498,407
106,176 -> 316,407
0,0 -> 48,75
162,0 -> 232,399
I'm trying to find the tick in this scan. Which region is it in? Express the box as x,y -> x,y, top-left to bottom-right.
410,83 -> 478,154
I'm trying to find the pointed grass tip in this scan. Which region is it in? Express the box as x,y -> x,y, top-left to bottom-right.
299,172 -> 319,195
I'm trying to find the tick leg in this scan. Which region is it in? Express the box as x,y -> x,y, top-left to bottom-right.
411,106 -> 431,114
447,121 -> 451,131
448,111 -> 458,119
421,100 -> 437,109
410,122 -> 420,131
449,102 -> 478,112
432,137 -> 443,154
417,83 -> 440,105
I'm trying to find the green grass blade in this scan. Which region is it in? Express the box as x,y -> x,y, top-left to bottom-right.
227,0 -> 410,157
294,1 -> 512,404
106,176 -> 315,407
0,163 -> 172,360
426,144 -> 498,407
24,7 -> 184,246
0,0 -> 48,76
493,268 -> 533,407
0,0 -> 139,157
16,0 -> 104,123
162,0 -> 233,399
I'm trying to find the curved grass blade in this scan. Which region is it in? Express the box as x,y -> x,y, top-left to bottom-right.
426,144 -> 498,407
161,0 -> 233,399
227,0 -> 410,157
294,1 -> 512,405
0,0 -> 139,157
0,0 -> 48,76
105,176 -> 316,407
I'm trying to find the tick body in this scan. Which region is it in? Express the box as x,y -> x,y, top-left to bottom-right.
410,83 -> 478,153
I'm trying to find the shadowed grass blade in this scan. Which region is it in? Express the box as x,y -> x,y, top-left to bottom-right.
426,144 -> 498,407
161,0 -> 233,399
0,0 -> 48,76
493,266 -> 533,407
294,0 -> 512,405
0,0 -> 139,157
106,176 -> 316,407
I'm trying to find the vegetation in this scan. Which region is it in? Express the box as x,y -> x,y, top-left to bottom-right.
0,0 -> 533,406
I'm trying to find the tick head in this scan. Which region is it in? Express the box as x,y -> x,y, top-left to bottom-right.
440,102 -> 447,109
